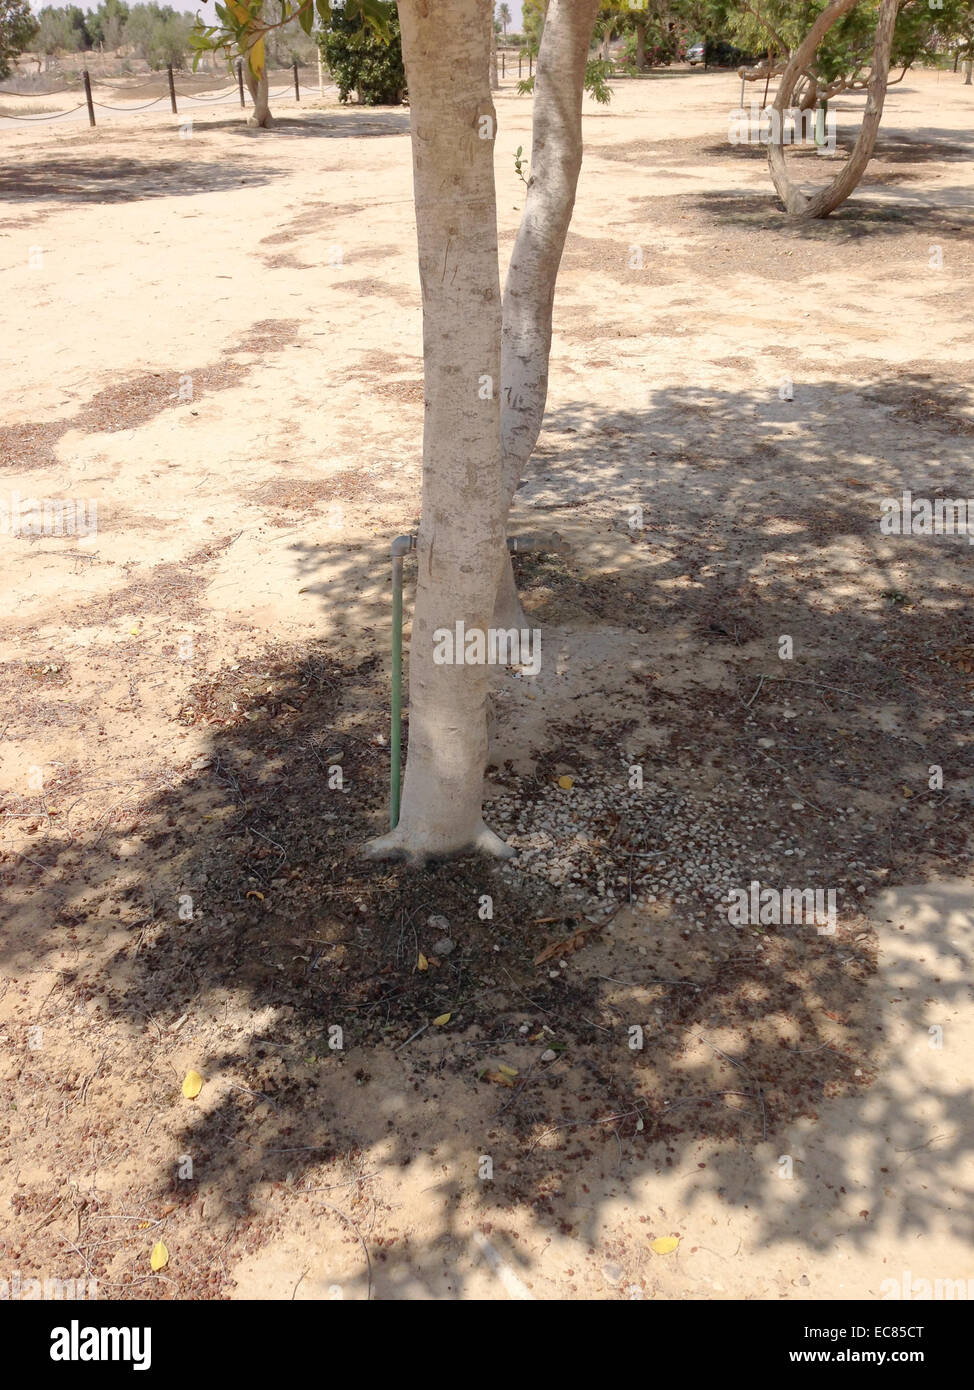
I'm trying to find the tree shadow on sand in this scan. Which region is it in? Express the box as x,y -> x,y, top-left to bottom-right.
2,381 -> 973,1298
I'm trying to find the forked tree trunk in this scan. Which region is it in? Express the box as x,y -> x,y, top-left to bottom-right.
768,0 -> 897,219
244,60 -> 273,127
493,0 -> 602,629
366,0 -> 509,864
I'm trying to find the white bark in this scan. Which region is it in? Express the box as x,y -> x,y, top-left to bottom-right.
244,59 -> 273,127
493,0 -> 601,627
367,0 -> 509,865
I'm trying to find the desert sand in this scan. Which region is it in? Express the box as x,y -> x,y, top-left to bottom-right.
1,67 -> 972,1299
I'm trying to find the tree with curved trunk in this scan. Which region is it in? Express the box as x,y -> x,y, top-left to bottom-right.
366,0 -> 602,864
767,0 -> 898,219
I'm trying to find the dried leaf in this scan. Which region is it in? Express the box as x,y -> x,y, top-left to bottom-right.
484,1070 -> 516,1088
150,1241 -> 169,1271
557,775 -> 574,789
534,930 -> 587,966
432,1013 -> 451,1027
417,953 -> 429,972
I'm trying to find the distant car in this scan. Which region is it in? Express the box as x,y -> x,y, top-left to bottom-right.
687,42 -> 705,66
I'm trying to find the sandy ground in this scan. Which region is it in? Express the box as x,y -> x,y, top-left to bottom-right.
1,67 -> 973,1300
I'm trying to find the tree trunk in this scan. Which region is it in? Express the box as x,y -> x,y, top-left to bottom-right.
768,0 -> 897,220
635,21 -> 647,70
490,21 -> 499,90
798,74 -> 818,110
244,60 -> 273,127
965,60 -> 973,85
366,0 -> 509,864
493,0 -> 602,629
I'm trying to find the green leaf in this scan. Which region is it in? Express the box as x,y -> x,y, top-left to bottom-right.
299,0 -> 314,37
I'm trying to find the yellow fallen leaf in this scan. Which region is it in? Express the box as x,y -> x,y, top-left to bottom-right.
129,626 -> 140,636
650,1236 -> 680,1256
557,775 -> 574,790
484,1069 -> 516,1087
150,1241 -> 169,1271
246,890 -> 264,901
182,1070 -> 203,1100
498,1064 -> 519,1077
417,953 -> 429,972
432,1013 -> 451,1027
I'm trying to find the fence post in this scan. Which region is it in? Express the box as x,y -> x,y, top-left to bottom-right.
82,69 -> 95,126
293,61 -> 300,101
529,53 -> 533,77
236,59 -> 245,107
167,63 -> 177,114
501,51 -> 505,78
518,54 -> 522,78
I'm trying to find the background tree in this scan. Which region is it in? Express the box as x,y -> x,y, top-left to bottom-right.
726,0 -> 961,104
124,3 -> 196,69
522,0 -> 545,53
498,2 -> 511,35
701,0 -> 966,217
33,5 -> 91,54
320,3 -> 405,103
767,0 -> 899,217
0,0 -> 37,76
87,0 -> 131,50
618,1 -> 696,70
237,2 -> 273,123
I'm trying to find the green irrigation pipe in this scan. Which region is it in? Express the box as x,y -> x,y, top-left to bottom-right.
389,535 -> 414,828
387,532 -> 547,829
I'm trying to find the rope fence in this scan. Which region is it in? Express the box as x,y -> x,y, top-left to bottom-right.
0,103 -> 88,121
0,63 -> 306,125
93,96 -> 170,111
